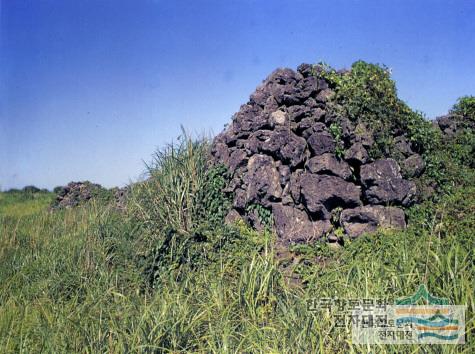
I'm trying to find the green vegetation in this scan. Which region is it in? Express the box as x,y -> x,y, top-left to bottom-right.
317,61 -> 438,159
0,189 -> 54,217
451,95 -> 475,123
317,61 -> 474,200
422,98 -> 475,197
1,173 -> 473,352
1,62 -> 474,352
328,122 -> 345,158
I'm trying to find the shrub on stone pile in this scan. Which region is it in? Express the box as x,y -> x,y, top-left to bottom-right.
317,60 -> 437,159
451,95 -> 475,123
422,97 -> 475,196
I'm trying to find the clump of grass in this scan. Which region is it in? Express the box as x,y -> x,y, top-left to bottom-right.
128,131 -> 210,236
127,131 -> 235,287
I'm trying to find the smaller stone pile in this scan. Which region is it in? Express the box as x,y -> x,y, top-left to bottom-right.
50,181 -> 130,211
50,181 -> 105,210
435,113 -> 475,138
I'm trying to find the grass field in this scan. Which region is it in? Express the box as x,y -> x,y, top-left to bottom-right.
0,181 -> 473,353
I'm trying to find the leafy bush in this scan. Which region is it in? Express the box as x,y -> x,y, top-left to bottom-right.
420,97 -> 475,197
317,61 -> 438,159
195,163 -> 232,228
245,203 -> 274,230
451,95 -> 475,122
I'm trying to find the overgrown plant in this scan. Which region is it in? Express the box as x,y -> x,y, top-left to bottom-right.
329,122 -> 345,158
246,203 -> 274,230
128,131 -> 237,286
129,131 -> 210,237
315,61 -> 437,159
451,95 -> 475,122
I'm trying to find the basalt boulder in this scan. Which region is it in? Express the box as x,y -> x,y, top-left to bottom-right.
360,159 -> 416,206
340,205 -> 406,238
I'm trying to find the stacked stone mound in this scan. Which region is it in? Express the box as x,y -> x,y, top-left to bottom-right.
51,181 -> 105,210
51,181 -> 129,210
211,64 -> 424,244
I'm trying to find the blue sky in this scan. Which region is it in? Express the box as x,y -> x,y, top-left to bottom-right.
1,0 -> 474,190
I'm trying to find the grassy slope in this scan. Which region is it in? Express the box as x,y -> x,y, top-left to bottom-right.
0,187 -> 473,353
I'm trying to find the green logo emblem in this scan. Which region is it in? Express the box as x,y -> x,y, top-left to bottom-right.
396,284 -> 449,305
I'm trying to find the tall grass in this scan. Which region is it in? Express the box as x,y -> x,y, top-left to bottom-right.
129,132 -> 209,236
0,136 -> 473,352
1,184 -> 474,352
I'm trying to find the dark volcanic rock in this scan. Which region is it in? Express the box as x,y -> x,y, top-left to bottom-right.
360,159 -> 402,185
436,115 -> 458,136
210,62 -> 425,243
300,173 -> 362,217
244,155 -> 282,207
360,159 -> 416,206
394,136 -> 414,157
344,143 -> 369,165
340,205 -> 406,238
307,132 -> 336,156
272,203 -> 332,244
402,154 -> 425,178
228,149 -> 248,172
307,153 -> 352,180
262,128 -> 307,167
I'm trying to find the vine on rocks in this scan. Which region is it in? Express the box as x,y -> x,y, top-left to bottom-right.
315,61 -> 437,159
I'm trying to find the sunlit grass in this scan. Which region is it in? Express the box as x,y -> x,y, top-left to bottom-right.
0,186 -> 473,353
0,191 -> 54,217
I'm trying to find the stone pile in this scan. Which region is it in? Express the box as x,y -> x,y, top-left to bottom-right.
211,64 -> 425,244
50,181 -> 105,210
51,181 -> 129,211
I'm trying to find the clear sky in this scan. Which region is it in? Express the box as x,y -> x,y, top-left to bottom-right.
1,0 -> 474,190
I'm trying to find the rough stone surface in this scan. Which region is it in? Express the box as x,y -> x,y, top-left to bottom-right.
300,173 -> 362,217
306,153 -> 352,180
244,155 -> 282,207
272,204 -> 332,244
344,143 -> 369,165
51,181 -> 106,210
436,115 -> 458,136
307,132 -> 336,155
360,159 -> 416,206
210,63 -> 421,243
341,206 -> 406,238
402,154 -> 425,178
